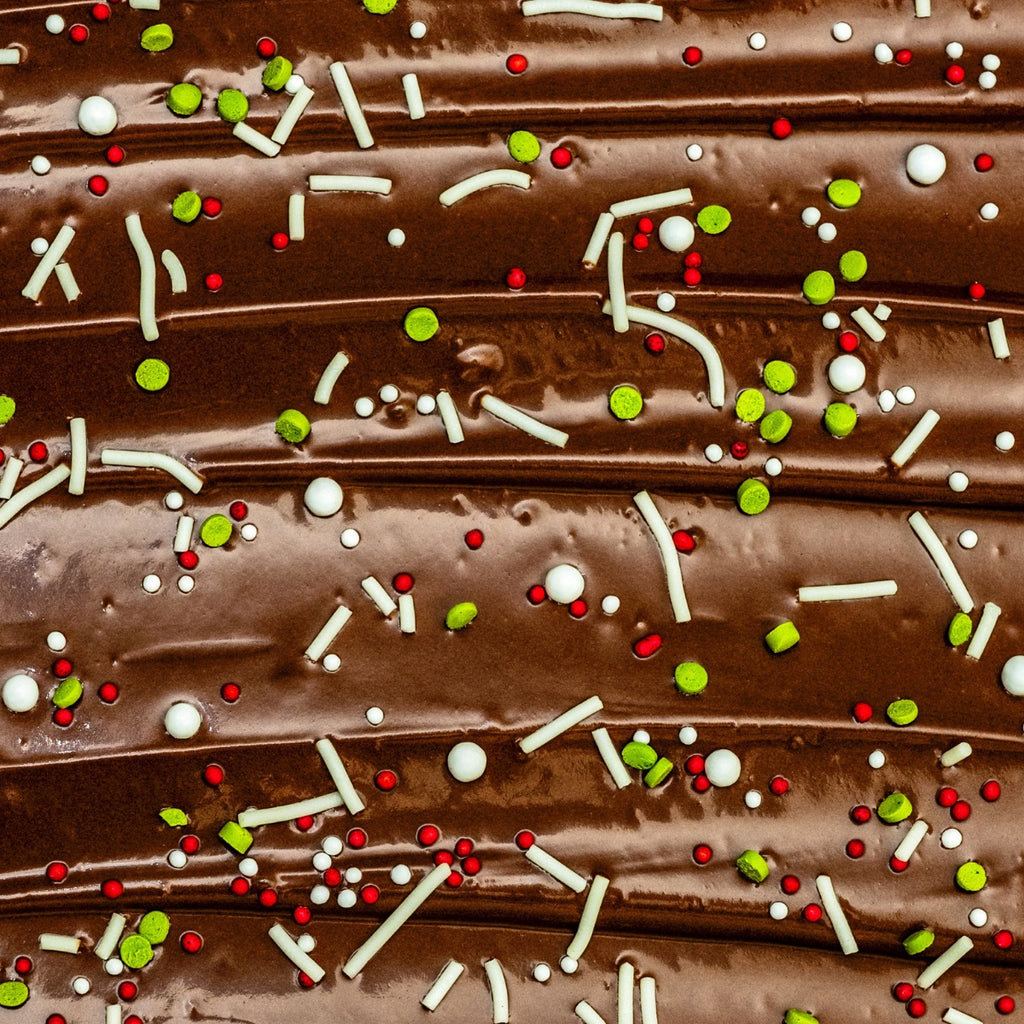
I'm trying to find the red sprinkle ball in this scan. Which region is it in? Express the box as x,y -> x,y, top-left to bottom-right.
890,856 -> 908,873
53,658 -> 73,678
839,331 -> 859,353
996,997 -> 1016,1015
202,764 -> 224,787
91,3 -> 111,21
347,827 -> 368,849
53,708 -> 73,728
322,867 -> 340,887
692,773 -> 711,793
256,36 -> 276,58
672,529 -> 696,553
852,701 -> 872,722
945,64 -> 966,85
221,682 -> 241,703
258,888 -> 278,908
375,769 -> 398,791
907,998 -> 927,1019
684,754 -> 705,775
506,267 -> 526,289
550,146 -> 572,169
462,855 -> 482,875
271,232 -> 290,251
298,971 -> 316,989
178,550 -> 199,570
417,824 -> 440,846
69,24 -> 89,43
293,906 -> 312,926
569,599 -> 587,618
295,815 -> 315,832
850,805 -> 871,824
632,232 -> 650,251
682,46 -> 702,66
506,53 -> 528,74
951,799 -> 971,822
230,877 -> 250,896
361,884 -> 381,904
47,1015 -> 66,1024
514,830 -> 536,851
393,572 -> 414,593
937,786 -> 958,807
684,251 -> 702,268
28,441 -> 48,463
682,267 -> 702,287
769,775 -> 790,796
180,931 -> 203,953
527,584 -> 547,605
101,878 -> 124,899
692,843 -> 713,864
975,153 -> 995,172
202,196 -> 223,217
893,983 -> 915,1003
117,981 -> 138,1002
770,117 -> 793,140
180,834 -> 200,855
88,175 -> 109,196
434,850 -> 454,866
994,930 -> 1014,950
106,144 -> 125,165
730,440 -> 749,460
229,500 -> 248,520
981,779 -> 1002,802
644,332 -> 666,355
205,272 -> 224,291
803,904 -> 822,922
845,839 -> 866,859
633,633 -> 662,658
968,281 -> 986,301
46,861 -> 69,883
895,48 -> 913,65
780,874 -> 801,895
446,871 -> 464,888
464,528 -> 484,549
98,682 -> 119,704
637,216 -> 654,235
13,957 -> 31,976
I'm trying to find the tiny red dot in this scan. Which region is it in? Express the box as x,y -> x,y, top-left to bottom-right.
770,117 -> 792,139
202,196 -> 223,217
88,174 -> 109,196
454,837 -> 474,857
205,272 -> 223,291
895,48 -> 913,65
846,839 -> 865,858
256,37 -> 276,58
47,1016 -> 67,1024
769,775 -> 790,796
446,870 -> 464,888
462,855 -> 482,875
550,146 -> 572,169
632,232 -> 650,251
893,983 -> 915,1003
527,584 -> 547,605
465,529 -> 484,549
730,440 -> 749,460
692,773 -> 711,793
117,981 -> 138,1001
968,281 -> 986,300
633,633 -> 662,658
361,884 -> 380,904
890,856 -> 908,873
347,827 -> 368,849
514,830 -> 535,850
937,786 -> 959,807
91,3 -> 111,21
295,815 -> 314,831
644,332 -> 666,355
101,878 -> 124,899
568,599 -> 587,618
258,888 -> 278,908
692,843 -> 713,864
951,799 -> 971,822
684,251 -> 702,268
683,267 -> 702,287
852,701 -> 872,722
14,957 -> 32,976
781,875 -> 801,895
28,441 -> 48,463
417,824 -> 440,846
180,931 -> 203,953
271,231 -> 289,251
684,754 -> 705,776
106,144 -> 125,165
53,658 -> 72,678
945,64 -> 966,85
506,53 -> 528,74
69,24 -> 89,42
637,217 -> 654,235
53,707 -> 73,727
975,153 -> 995,172
221,682 -> 241,703
994,930 -> 1014,949
981,779 -> 1002,802
839,331 -> 859,353
907,998 -> 927,1019
682,45 -> 702,66
178,550 -> 199,570
298,971 -> 316,989
996,997 -> 1015,1015
46,861 -> 69,883
180,834 -> 200,856
125,1017 -> 143,1024
230,876 -> 250,895
293,906 -> 312,925
803,903 -> 822,922
323,867 -> 341,887
672,529 -> 696,553
393,572 -> 414,593
375,769 -> 398,791
850,805 -> 871,824
98,682 -> 119,703
202,764 -> 224,787
434,849 -> 454,866
229,500 -> 248,520
0,451 -> 5,467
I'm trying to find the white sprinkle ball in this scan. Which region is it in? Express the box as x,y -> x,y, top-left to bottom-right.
679,725 -> 698,745
895,385 -> 916,405
633,729 -> 651,745
801,207 -> 821,227
533,963 -> 552,983
982,53 -> 1001,71
948,471 -> 969,493
656,291 -> 676,312
387,228 -> 406,247
769,901 -> 790,920
827,354 -> 867,394
164,490 -> 184,510
309,885 -> 330,905
312,851 -> 332,872
164,701 -> 202,739
831,21 -> 853,41
31,237 -> 50,256
167,849 -> 188,869
978,71 -> 997,90
980,202 -> 999,221
2,674 -> 39,713
601,594 -> 621,615
764,457 -> 783,477
544,563 -> 585,604
658,215 -> 695,252
704,443 -> 724,463
304,477 -> 344,517
416,394 -> 437,415
704,748 -> 742,787
379,384 -> 400,404
995,431 -> 1015,451
46,630 -> 67,652
177,575 -> 195,593
322,653 -> 341,672
45,14 -> 66,33
354,396 -> 375,417
748,32 -> 766,50
958,530 -> 979,550
240,523 -> 258,542
686,143 -> 703,161
1001,655 -> 1024,696
366,706 -> 385,726
410,20 -> 427,38
104,958 -> 124,976
340,528 -> 361,549
878,390 -> 896,413
72,977 -> 91,996
448,740 -> 487,782
560,956 -> 579,975
940,827 -> 963,849
744,790 -> 763,809
344,867 -> 363,884
239,857 -> 259,877
821,311 -> 841,330
77,95 -> 118,136
817,222 -> 837,243
868,749 -> 886,769
969,907 -> 989,928
390,863 -> 412,885
321,836 -> 343,857
296,933 -> 316,953
874,43 -> 894,63
142,574 -> 162,593
945,41 -> 964,59
906,143 -> 947,186
337,889 -> 358,908
30,155 -> 51,175
284,73 -> 305,95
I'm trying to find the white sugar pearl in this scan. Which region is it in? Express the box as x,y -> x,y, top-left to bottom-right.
817,222 -> 837,242
686,143 -> 703,161
874,42 -> 894,63
354,396 -> 375,417
704,443 -> 724,463
387,228 -> 406,247
284,74 -> 305,95
533,963 -> 552,983
366,706 -> 384,726
296,933 -> 316,953
748,32 -> 766,50
764,457 -> 783,477
239,857 -> 259,877
958,530 -> 979,550
948,471 -> 969,493
416,394 -> 437,415
164,490 -> 184,510
995,431 -> 1015,451
3,674 -> 39,713
379,384 -> 399,403
309,885 -> 330,905
304,477 -> 344,517
945,41 -> 964,60
240,523 -> 258,542
72,977 -> 91,995
601,594 -> 620,615
45,14 -> 65,34
969,907 -> 989,928
46,630 -> 67,652
704,748 -> 742,787
322,835 -> 343,856
895,385 -> 916,404
164,701 -> 202,739
678,725 -> 698,745
78,95 -> 118,136
831,21 -> 853,42
340,528 -> 361,549
982,53 -> 1001,71
560,956 -> 579,975
104,958 -> 124,976
177,575 -> 195,593
633,729 -> 651,744
390,863 -> 412,885
344,867 -> 362,884
658,215 -> 695,252
745,790 -> 763,809
821,311 -> 841,330
30,237 -> 49,255
656,291 -> 676,312
322,653 -> 341,672
878,389 -> 896,413
906,143 -> 947,186
410,20 -> 426,38
312,851 -> 332,872
142,573 -> 162,593
980,202 -> 999,220
447,741 -> 487,782
940,827 -> 963,849
167,849 -> 188,869
1001,655 -> 1024,695
868,749 -> 886,769
769,901 -> 789,920
337,889 -> 358,908
801,207 -> 821,227
828,354 -> 866,393
545,563 -> 585,604
978,71 -> 997,90
30,155 -> 51,176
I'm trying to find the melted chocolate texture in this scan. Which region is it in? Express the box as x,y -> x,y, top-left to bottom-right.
0,1 -> 1022,1022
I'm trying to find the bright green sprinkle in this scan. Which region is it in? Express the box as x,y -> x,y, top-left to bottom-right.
0,982 -> 28,1009
824,402 -> 857,438
887,698 -> 918,726
159,807 -> 188,827
120,934 -> 154,969
878,791 -> 913,824
827,178 -> 862,208
200,514 -> 232,548
736,849 -> 769,883
643,757 -> 674,787
802,269 -> 836,305
166,82 -> 202,116
735,388 -> 765,423
140,23 -> 174,51
947,612 -> 973,647
218,820 -> 253,854
363,0 -> 398,11
171,190 -> 201,224
955,861 -> 987,892
138,910 -> 171,944
736,478 -> 770,515
275,409 -> 311,443
765,621 -> 800,654
445,602 -> 478,630
674,661 -> 708,695
621,741 -> 658,770
404,306 -> 439,342
760,409 -> 793,443
609,384 -> 643,420
763,360 -> 796,394
839,249 -> 868,282
784,1011 -> 820,1024
262,56 -> 293,91
216,88 -> 249,123
135,358 -> 170,392
903,929 -> 935,955
507,130 -> 541,163
0,395 -> 14,424
52,677 -> 83,709
696,204 -> 731,234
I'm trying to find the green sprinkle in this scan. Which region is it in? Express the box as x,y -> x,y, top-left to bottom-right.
138,910 -> 171,944
903,929 -> 935,956
802,270 -> 836,305
136,358 -> 170,392
696,204 -> 731,234
0,982 -> 28,1009
140,23 -> 174,51
0,395 -> 14,424
736,849 -> 769,884
736,478 -> 770,515
827,178 -> 862,209
159,807 -> 188,827
886,698 -> 918,726
171,190 -> 201,224
119,934 -> 154,969
643,756 -> 674,787
609,384 -> 643,420
878,791 -> 913,824
955,861 -> 987,892
763,360 -> 796,394
839,250 -> 868,282
52,677 -> 83,709
218,820 -> 253,854
404,306 -> 439,342
674,661 -> 708,695
200,514 -> 232,548
735,388 -> 765,423
948,612 -> 973,646
216,88 -> 249,123
363,0 -> 398,11
445,601 -> 478,630
262,55 -> 293,92
275,408 -> 311,443
824,402 -> 857,438
760,409 -> 793,444
784,1011 -> 819,1024
166,82 -> 202,116
621,741 -> 658,771
507,130 -> 541,163
765,621 -> 800,654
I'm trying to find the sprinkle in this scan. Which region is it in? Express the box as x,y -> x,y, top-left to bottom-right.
896,386 -> 916,406
171,515 -> 194,554
892,410 -> 941,468
798,580 -> 897,602
566,874 -> 610,960
633,490 -> 690,623
62,416 -> 89,497
943,1011 -> 983,1024
484,959 -> 510,1024
617,962 -> 635,1024
422,960 -> 466,1011
577,1001 -> 609,1024
918,936 -> 973,989
965,602 -> 1001,660
268,924 -> 325,983
850,306 -> 886,342
523,0 -> 662,16
106,1006 -> 122,1024
639,977 -> 658,1024
815,874 -> 858,954
439,169 -> 531,207
229,121 -> 280,157
304,604 -> 353,661
158,249 -> 187,294
283,195 -> 307,245
239,792 -> 344,829
22,224 -> 76,301
435,390 -> 465,443
398,593 -> 416,633
93,914 -> 127,960
941,742 -> 973,767
309,352 -> 351,407
315,737 -> 366,814
525,843 -> 588,892
0,463 -> 71,531
609,187 -> 692,220
402,73 -> 425,120
914,0 -> 931,13
271,85 -> 314,145
893,819 -> 930,862
343,862 -> 451,977
592,728 -> 631,789
520,695 -> 603,754
100,448 -> 202,493
448,741 -> 487,781
39,933 -> 81,954
327,62 -> 374,148
0,458 -> 22,500
308,174 -> 391,195
607,232 -> 628,333
908,512 -> 973,613
583,213 -> 615,266
123,214 -> 159,341
361,575 -> 398,617
54,261 -> 81,302
480,394 -> 568,448
988,319 -> 1010,359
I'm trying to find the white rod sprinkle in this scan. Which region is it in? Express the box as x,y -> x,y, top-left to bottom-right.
288,194 -> 306,242
268,923 -> 326,983
0,463 -> 71,531
485,958 -> 510,1024
22,224 -> 76,301
308,174 -> 392,194
106,1005 -> 122,1024
908,511 -> 973,613
100,448 -> 203,493
988,318 -> 1010,359
315,737 -> 366,815
94,914 -> 127,960
603,302 -> 725,407
55,261 -> 80,301
583,212 -> 615,267
798,580 -> 897,602
361,575 -> 397,617
918,936 -> 973,989
523,0 -> 662,18
914,0 -> 932,15
592,727 -> 631,789
576,1001 -> 610,1024
480,394 -> 568,448
435,390 -> 465,444
125,214 -> 159,341
891,409 -> 940,467
160,249 -> 187,293
966,601 -> 1001,660
943,1009 -> 982,1024
639,977 -> 658,1024
329,61 -> 374,148
525,843 -> 588,893
128,0 -> 160,8
313,351 -> 349,405
398,592 -> 416,634
0,457 -> 23,500
815,874 -> 858,954
519,695 -> 604,754
343,862 -> 451,977
439,169 -> 532,208
39,933 -> 81,954
940,741 -> 973,767
402,73 -> 425,120
634,489 -> 691,623
0,48 -> 21,64
238,791 -> 343,828
68,416 -> 87,496
232,120 -> 281,157
850,306 -> 886,342
893,819 -> 930,862
874,302 -> 892,321
422,960 -> 466,1011
609,187 -> 692,220
607,231 -> 628,333
173,515 -> 195,554
566,874 -> 610,960
304,603 -> 352,661
618,962 -> 635,1024
271,85 -> 314,145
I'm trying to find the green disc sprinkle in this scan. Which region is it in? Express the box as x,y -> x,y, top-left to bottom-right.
0,982 -> 28,1009
140,23 -> 174,51
784,1011 -> 819,1024
802,269 -> 836,305
878,791 -> 913,824
887,698 -> 918,726
760,409 -> 793,444
120,934 -> 154,970
621,741 -> 658,771
159,807 -> 188,827
52,677 -> 83,709
609,384 -> 643,420
736,478 -> 770,515
735,388 -> 765,423
696,204 -> 731,234
445,601 -> 478,630
404,306 -> 439,342
674,661 -> 708,695
200,513 -> 232,548
166,82 -> 202,116
218,820 -> 253,854
507,130 -> 541,163
262,55 -> 293,91
0,395 -> 14,424
827,178 -> 862,209
363,0 -> 398,11
138,910 -> 171,944
736,849 -> 769,884
903,929 -> 935,956
955,861 -> 987,892
136,358 -> 170,392
275,408 -> 311,443
824,402 -> 857,438
763,360 -> 796,394
839,249 -> 868,283
171,190 -> 201,224
948,612 -> 973,647
644,756 -> 674,787
216,88 -> 249,123
765,621 -> 800,654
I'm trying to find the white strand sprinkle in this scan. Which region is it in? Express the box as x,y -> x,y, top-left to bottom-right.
124,214 -> 158,341
639,977 -> 658,1024
313,351 -> 349,405
0,463 -> 71,531
893,819 -> 930,862
485,958 -> 510,1024
815,874 -> 858,954
315,737 -> 366,814
39,934 -> 81,954
874,302 -> 892,321
609,187 -> 692,220
361,575 -> 397,617
943,1009 -> 983,1024
329,61 -> 374,149
618,962 -> 635,1024
798,580 -> 897,602
592,727 -> 631,789
850,305 -> 886,342
525,843 -> 588,893
172,515 -> 195,554
608,231 -> 628,333
308,174 -> 392,194
576,1001 -> 610,1024
987,318 -> 1010,359
402,73 -> 425,120
966,601 -> 1001,660
940,741 -> 973,767
271,85 -> 314,145
106,1005 -> 122,1024
523,0 -> 662,20
422,960 -> 466,1011
100,448 -> 203,493
918,936 -> 973,989
128,0 -> 160,7
914,0 -> 932,15
160,249 -> 187,293
94,914 -> 127,960
480,394 -> 568,448
519,695 -> 604,754
398,592 -> 416,634
232,121 -> 281,157
435,390 -> 465,443
566,874 -> 610,960
439,168 -> 532,208
891,409 -> 941,468
238,791 -> 344,828
22,223 -> 75,301
0,457 -> 23,500
288,194 -> 306,242
68,417 -> 87,496
55,261 -> 80,301
304,604 -> 353,661
343,862 -> 452,977
268,923 -> 326,983
0,48 -> 22,64
633,490 -> 690,623
583,212 -> 615,267
908,511 -> 973,612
